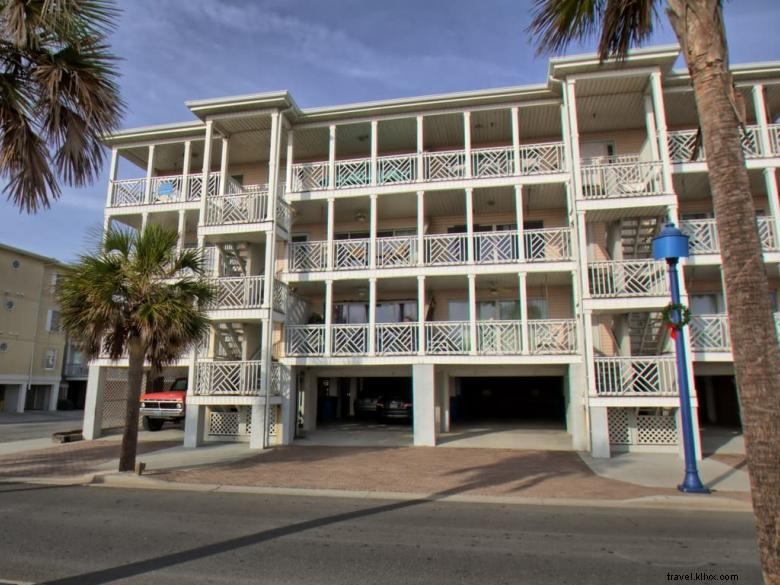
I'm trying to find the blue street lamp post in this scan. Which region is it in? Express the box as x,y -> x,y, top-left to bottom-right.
652,223 -> 710,494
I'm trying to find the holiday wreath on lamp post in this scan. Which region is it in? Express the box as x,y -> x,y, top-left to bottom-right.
661,302 -> 691,340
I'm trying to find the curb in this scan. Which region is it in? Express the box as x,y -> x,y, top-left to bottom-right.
87,473 -> 753,513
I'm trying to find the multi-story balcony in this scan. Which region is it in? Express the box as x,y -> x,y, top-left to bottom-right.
587,260 -> 668,298
284,319 -> 578,357
667,124 -> 780,163
208,276 -> 266,309
288,227 -> 573,273
109,172 -> 220,207
289,142 -> 566,193
593,356 -> 678,397
681,217 -> 778,256
690,312 -> 780,354
192,360 -> 286,397
579,155 -> 665,200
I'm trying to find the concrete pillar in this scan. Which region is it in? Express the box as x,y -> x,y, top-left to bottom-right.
439,374 -> 451,433
566,363 -> 589,451
589,405 -> 611,458
82,366 -> 106,440
281,369 -> 296,445
250,402 -> 266,449
47,383 -> 59,411
183,404 -> 206,448
412,364 -> 436,446
302,371 -> 317,432
2,384 -> 25,414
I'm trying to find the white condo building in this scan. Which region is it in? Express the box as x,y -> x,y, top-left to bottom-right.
82,45 -> 780,457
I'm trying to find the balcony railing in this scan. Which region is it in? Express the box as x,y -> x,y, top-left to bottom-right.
376,322 -> 419,354
64,363 -> 89,377
193,360 -> 263,396
287,228 -> 572,273
681,217 -> 778,254
580,156 -> 664,199
593,356 -> 678,396
289,142 -> 566,192
667,124 -> 780,162
208,276 -> 265,309
690,314 -> 730,352
476,320 -> 522,354
109,172 -> 220,207
332,324 -> 369,355
528,319 -> 578,354
272,280 -> 289,314
205,188 -> 269,226
588,260 -> 668,298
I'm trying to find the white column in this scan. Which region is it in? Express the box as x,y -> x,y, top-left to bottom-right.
181,140 -> 192,201
752,84 -> 772,156
439,375 -> 451,433
285,128 -> 294,192
82,366 -> 106,440
649,71 -> 674,193
416,191 -> 425,266
511,107 -> 521,175
262,231 -> 274,309
280,367 -> 296,445
369,194 -> 378,270
463,111 -> 472,178
643,95 -> 661,160
576,210 -> 590,297
413,363 -> 436,446
416,115 -> 424,182
105,148 -> 119,207
519,272 -> 529,354
199,120 -> 214,223
324,280 -> 333,356
218,137 -> 229,196
467,274 -> 477,355
764,168 -> 780,252
565,80 -> 583,199
176,210 -> 186,254
589,406 -> 611,458
143,144 -> 155,204
566,363 -> 589,451
184,405 -> 206,448
465,188 -> 475,263
370,120 -> 378,186
514,185 -> 525,262
249,402 -> 266,449
328,124 -> 337,189
47,384 -> 59,411
417,275 -> 426,355
368,278 -> 377,356
141,211 -> 149,231
326,197 -> 335,270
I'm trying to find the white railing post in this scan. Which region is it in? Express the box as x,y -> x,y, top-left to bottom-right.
326,197 -> 335,271
519,272 -> 529,354
219,137 -> 229,197
650,71 -> 673,193
418,275 -> 426,355
324,280 -> 333,357
199,120 -> 214,224
368,278 -> 377,356
370,120 -> 378,186
763,168 -> 780,252
285,128 -> 294,193
369,194 -> 377,270
467,274 -> 477,354
417,191 -> 425,266
465,188 -> 474,263
643,94 -> 661,160
181,140 -> 192,202
105,147 -> 118,207
416,115 -> 424,182
514,185 -> 525,262
176,209 -> 186,255
463,111 -> 472,178
752,84 -> 772,157
144,144 -> 155,204
328,125 -> 337,189
511,106 -> 521,175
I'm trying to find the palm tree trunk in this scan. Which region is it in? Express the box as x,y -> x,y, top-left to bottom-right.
118,338 -> 146,472
667,2 -> 780,582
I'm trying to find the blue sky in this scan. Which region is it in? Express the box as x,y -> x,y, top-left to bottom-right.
1,0 -> 778,262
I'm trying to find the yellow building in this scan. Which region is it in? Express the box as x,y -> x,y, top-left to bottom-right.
0,243 -> 66,413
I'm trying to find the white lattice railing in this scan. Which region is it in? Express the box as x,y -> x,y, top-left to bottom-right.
188,171 -> 221,199
289,241 -> 328,272
208,276 -> 264,309
588,260 -> 668,297
334,238 -> 370,270
378,154 -> 417,185
424,150 -> 467,182
757,217 -> 778,251
666,130 -> 703,163
424,233 -> 468,265
517,142 -> 566,174
529,319 -> 578,354
524,227 -> 572,261
149,175 -> 184,203
292,161 -> 329,191
769,125 -> 780,157
668,125 -> 779,162
580,157 -> 664,199
331,324 -> 368,355
472,146 -> 514,178
425,321 -> 470,354
681,217 -> 778,254
741,125 -> 762,158
270,362 -> 288,397
194,360 -> 263,396
110,178 -> 145,206
335,158 -> 371,188
272,280 -> 288,313
775,312 -> 780,342
285,325 -> 326,356
276,199 -> 292,231
690,314 -> 730,352
476,320 -> 522,354
474,230 -> 520,264
593,356 -> 678,396
377,236 -> 417,268
205,192 -> 269,225
376,322 -> 418,354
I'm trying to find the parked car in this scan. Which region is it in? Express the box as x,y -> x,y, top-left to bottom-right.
354,391 -> 381,417
376,391 -> 413,422
139,377 -> 187,431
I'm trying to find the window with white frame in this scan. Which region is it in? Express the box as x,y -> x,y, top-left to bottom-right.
43,349 -> 57,370
47,310 -> 61,332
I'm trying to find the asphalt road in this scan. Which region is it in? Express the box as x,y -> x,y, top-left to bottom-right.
0,412 -> 84,443
0,484 -> 761,585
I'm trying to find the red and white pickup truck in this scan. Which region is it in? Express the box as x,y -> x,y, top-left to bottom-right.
139,377 -> 187,431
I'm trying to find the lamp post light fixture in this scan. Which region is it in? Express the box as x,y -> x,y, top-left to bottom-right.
652,223 -> 710,494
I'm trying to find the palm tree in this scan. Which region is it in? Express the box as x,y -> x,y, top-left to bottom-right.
0,0 -> 124,212
529,2 -> 780,582
57,224 -> 215,472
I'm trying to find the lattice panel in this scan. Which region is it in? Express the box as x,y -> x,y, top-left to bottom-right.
588,261 -> 667,297
667,130 -> 702,162
594,358 -> 677,396
102,368 -> 132,429
377,237 -> 416,267
271,363 -> 290,397
209,276 -> 264,309
424,151 -> 466,181
276,199 -> 292,231
290,241 -> 328,272
524,228 -> 571,261
740,127 -> 762,158
150,176 -> 183,203
476,321 -> 521,354
529,320 -> 577,354
335,159 -> 371,188
518,143 -> 565,174
376,324 -> 418,354
426,322 -> 469,354
273,280 -> 289,314
111,179 -> 145,206
607,408 -> 631,445
581,160 -> 662,198
244,406 -> 252,435
268,405 -> 279,439
424,234 -> 467,265
378,155 -> 416,184
208,410 -> 240,436
757,217 -> 777,251
681,219 -> 718,254
293,162 -> 329,191
636,411 -> 678,445
286,326 -> 325,356
472,147 -> 513,178
474,232 -> 519,264
690,315 -> 730,352
206,194 -> 267,225
332,325 -> 368,355
334,239 -> 369,269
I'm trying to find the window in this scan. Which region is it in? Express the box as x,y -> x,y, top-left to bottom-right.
447,300 -> 468,321
4,300 -> 14,311
47,310 -> 61,332
478,300 -> 520,321
375,301 -> 417,323
527,298 -> 549,320
333,303 -> 368,324
230,174 -> 244,185
11,259 -> 20,269
691,294 -> 723,315
291,234 -> 309,243
681,212 -> 713,221
0,342 -> 7,353
44,349 -> 57,370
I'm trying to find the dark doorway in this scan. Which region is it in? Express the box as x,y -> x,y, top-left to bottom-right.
66,381 -> 87,410
456,377 -> 565,423
697,375 -> 741,428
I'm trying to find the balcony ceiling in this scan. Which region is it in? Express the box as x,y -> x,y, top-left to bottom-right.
576,92 -> 646,133
674,169 -> 770,201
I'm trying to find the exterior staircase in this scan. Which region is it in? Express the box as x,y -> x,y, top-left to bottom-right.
628,311 -> 667,355
214,322 -> 244,359
218,242 -> 250,276
620,217 -> 661,259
